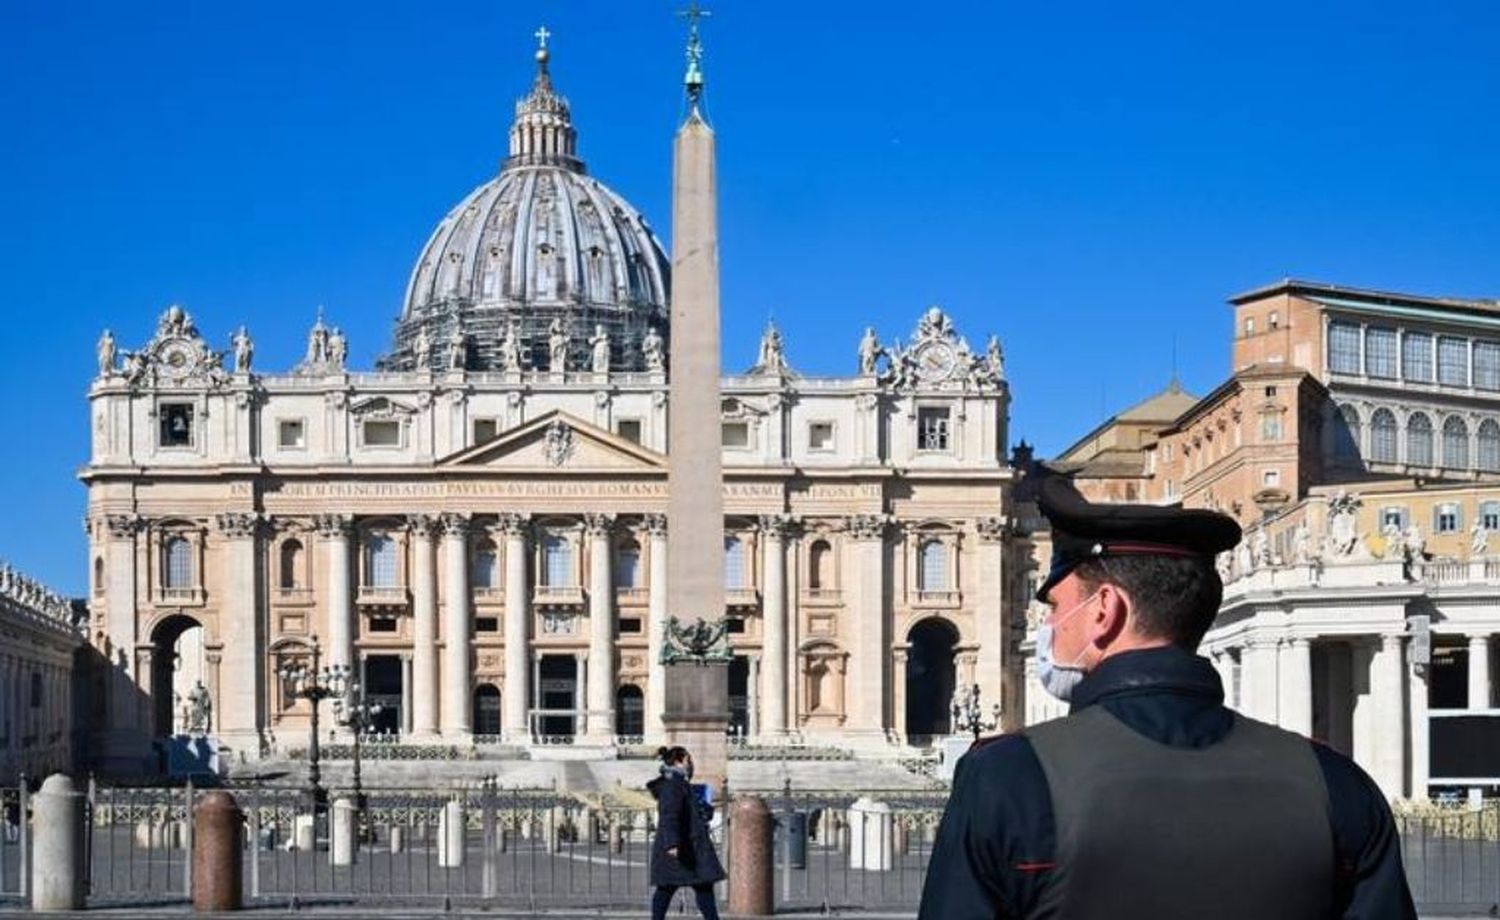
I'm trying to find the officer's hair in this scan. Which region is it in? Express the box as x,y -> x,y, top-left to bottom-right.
1071,555 -> 1222,649
657,745 -> 690,766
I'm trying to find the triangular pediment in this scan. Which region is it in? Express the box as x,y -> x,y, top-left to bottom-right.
437,410 -> 665,472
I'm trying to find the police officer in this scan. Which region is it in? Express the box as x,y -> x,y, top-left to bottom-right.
919,477 -> 1416,919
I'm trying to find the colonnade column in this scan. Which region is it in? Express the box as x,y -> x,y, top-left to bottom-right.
500,514 -> 530,741
1278,638 -> 1313,736
440,513 -> 472,736
1409,640 -> 1430,800
400,654 -> 414,736
585,514 -> 615,741
315,514 -> 354,674
758,515 -> 789,737
214,512 -> 262,751
1370,633 -> 1407,800
644,515 -> 668,742
747,654 -> 761,739
845,514 -> 888,742
409,515 -> 439,737
1470,634 -> 1493,709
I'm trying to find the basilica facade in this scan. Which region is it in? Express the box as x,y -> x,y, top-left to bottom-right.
82,41 -> 1020,773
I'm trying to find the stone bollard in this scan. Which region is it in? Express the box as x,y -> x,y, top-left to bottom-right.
291,813 -> 316,851
31,774 -> 85,911
847,797 -> 894,871
389,825 -> 406,854
437,799 -> 465,868
329,797 -> 357,867
727,797 -> 774,916
192,790 -> 244,912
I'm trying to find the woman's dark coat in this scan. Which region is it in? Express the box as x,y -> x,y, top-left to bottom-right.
647,771 -> 726,887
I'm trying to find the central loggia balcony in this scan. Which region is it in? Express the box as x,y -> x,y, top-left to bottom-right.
532,584 -> 585,608
356,584 -> 409,606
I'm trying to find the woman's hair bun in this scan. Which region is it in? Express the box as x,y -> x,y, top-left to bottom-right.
656,746 -> 671,760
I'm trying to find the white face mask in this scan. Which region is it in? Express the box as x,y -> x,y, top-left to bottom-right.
1036,589 -> 1100,702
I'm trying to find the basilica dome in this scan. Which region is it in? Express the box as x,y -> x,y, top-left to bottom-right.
386,44 -> 670,372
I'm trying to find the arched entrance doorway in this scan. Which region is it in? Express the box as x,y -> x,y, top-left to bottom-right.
905,618 -> 958,743
615,684 -> 644,739
150,614 -> 206,738
473,684 -> 502,736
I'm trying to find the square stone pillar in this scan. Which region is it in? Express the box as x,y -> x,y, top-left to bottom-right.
213,512 -> 262,753
1278,638 -> 1313,737
844,515 -> 888,741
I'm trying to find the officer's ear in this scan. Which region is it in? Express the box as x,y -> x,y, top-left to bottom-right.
1091,582 -> 1133,647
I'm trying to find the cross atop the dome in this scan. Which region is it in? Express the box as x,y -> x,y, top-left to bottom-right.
534,25 -> 551,51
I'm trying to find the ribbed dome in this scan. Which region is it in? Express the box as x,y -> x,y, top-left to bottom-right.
386,41 -> 670,373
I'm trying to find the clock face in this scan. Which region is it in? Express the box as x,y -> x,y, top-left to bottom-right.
157,340 -> 198,378
916,341 -> 958,381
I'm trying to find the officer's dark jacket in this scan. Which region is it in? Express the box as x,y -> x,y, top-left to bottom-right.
919,646 -> 1417,919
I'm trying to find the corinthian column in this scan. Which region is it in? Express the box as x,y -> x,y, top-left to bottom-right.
645,514 -> 668,741
409,514 -> 440,737
500,514 -> 530,740
585,513 -> 616,741
758,515 -> 790,736
316,514 -> 354,673
845,514 -> 889,742
214,512 -> 262,751
441,513 -> 472,736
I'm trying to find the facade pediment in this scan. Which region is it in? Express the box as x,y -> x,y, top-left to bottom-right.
437,410 -> 665,473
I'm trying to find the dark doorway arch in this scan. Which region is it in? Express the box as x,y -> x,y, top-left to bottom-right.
149,614 -> 205,738
905,618 -> 959,743
473,683 -> 502,736
615,684 -> 644,739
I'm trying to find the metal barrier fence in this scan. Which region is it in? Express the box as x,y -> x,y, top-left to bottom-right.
1396,806 -> 1500,916
2,777 -> 1496,915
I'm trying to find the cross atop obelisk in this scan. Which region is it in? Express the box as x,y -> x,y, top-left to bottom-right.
663,3 -> 730,793
677,2 -> 711,108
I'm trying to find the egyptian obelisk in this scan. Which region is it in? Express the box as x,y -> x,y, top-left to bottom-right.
663,3 -> 730,791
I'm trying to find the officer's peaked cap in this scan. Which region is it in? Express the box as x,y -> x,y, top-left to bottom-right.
1035,476 -> 1241,602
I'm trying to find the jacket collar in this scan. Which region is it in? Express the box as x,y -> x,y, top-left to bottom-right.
1069,645 -> 1224,713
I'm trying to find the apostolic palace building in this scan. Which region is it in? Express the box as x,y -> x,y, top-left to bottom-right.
81,38 -> 1021,775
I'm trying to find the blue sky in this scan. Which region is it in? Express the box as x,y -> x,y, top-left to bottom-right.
2,1 -> 1498,593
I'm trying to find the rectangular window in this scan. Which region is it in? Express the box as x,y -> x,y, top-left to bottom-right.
1434,503 -> 1461,534
615,419 -> 643,444
1474,341 -> 1500,391
278,419 -> 306,449
808,422 -> 835,451
362,420 -> 401,447
1380,506 -> 1408,531
1269,311 -> 1280,329
721,421 -> 750,448
1403,332 -> 1434,382
1260,414 -> 1282,442
159,403 -> 194,448
1328,321 -> 1361,374
1438,336 -> 1469,387
1365,327 -> 1398,379
368,616 -> 398,633
917,407 -> 951,451
1481,501 -> 1500,532
472,418 -> 499,443
1244,316 -> 1256,336
1264,386 -> 1278,397
1262,469 -> 1281,488
618,617 -> 643,634
475,617 -> 499,633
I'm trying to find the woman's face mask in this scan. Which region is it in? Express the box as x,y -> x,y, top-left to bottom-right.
1036,588 -> 1100,702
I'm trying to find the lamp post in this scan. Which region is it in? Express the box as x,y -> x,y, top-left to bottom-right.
276,636 -> 350,813
951,683 -> 1001,742
332,673 -> 382,834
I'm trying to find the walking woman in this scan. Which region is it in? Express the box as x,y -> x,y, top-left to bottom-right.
647,745 -> 725,920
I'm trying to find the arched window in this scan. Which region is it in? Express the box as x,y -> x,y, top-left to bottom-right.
472,538 -> 498,589
93,556 -> 105,595
724,537 -> 747,589
918,539 -> 949,591
279,539 -> 303,589
614,539 -> 641,589
1442,416 -> 1470,469
366,534 -> 398,587
472,684 -> 501,735
164,536 -> 193,589
1369,409 -> 1398,463
615,684 -> 644,738
808,540 -> 832,591
1336,404 -> 1361,461
543,534 -> 573,586
1407,412 -> 1434,467
1478,419 -> 1500,473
